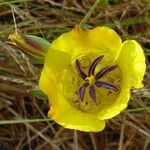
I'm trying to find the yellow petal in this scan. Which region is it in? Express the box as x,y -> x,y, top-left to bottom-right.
87,26 -> 122,60
117,40 -> 146,88
98,40 -> 146,120
98,87 -> 130,120
39,66 -> 105,132
45,47 -> 71,74
50,26 -> 122,61
45,26 -> 122,81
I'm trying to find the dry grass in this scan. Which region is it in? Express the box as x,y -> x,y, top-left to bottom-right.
0,0 -> 150,150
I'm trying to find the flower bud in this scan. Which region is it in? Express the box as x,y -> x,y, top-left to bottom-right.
9,31 -> 50,64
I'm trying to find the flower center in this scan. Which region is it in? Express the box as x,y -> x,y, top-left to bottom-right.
60,54 -> 122,113
75,55 -> 118,104
85,75 -> 95,85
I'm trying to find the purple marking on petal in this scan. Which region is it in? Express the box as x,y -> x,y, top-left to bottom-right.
88,55 -> 104,76
89,85 -> 96,103
95,65 -> 117,80
95,81 -> 118,91
79,83 -> 89,101
76,60 -> 87,80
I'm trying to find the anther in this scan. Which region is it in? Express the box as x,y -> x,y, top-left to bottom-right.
95,65 -> 117,80
75,60 -> 87,80
95,80 -> 118,91
88,55 -> 104,76
89,85 -> 96,103
79,83 -> 89,101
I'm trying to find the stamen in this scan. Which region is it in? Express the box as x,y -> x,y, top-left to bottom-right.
89,85 -> 96,103
95,81 -> 118,91
79,83 -> 89,101
76,60 -> 87,80
88,55 -> 104,76
95,65 -> 117,80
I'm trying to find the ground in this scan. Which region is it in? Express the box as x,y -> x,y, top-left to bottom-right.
0,0 -> 150,150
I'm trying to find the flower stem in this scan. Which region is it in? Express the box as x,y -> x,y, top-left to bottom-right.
79,0 -> 101,28
124,106 -> 150,113
0,118 -> 51,125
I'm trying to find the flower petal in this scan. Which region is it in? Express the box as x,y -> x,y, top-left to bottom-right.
117,40 -> 146,88
51,26 -> 122,61
98,87 -> 130,120
45,47 -> 71,74
97,40 -> 146,120
39,67 -> 105,132
87,26 -> 122,60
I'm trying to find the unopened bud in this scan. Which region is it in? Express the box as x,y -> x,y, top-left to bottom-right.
9,31 -> 50,64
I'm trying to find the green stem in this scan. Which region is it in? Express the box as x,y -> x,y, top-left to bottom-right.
0,0 -> 32,5
124,106 -> 150,113
80,0 -> 101,28
0,118 -> 51,125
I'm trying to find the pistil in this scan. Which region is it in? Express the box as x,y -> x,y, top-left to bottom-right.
85,75 -> 95,85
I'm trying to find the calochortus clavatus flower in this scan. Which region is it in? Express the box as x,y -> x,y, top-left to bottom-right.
39,26 -> 146,132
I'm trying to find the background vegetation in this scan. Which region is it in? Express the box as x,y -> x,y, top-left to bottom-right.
0,0 -> 150,149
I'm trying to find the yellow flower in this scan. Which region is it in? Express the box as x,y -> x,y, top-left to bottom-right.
39,26 -> 146,132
